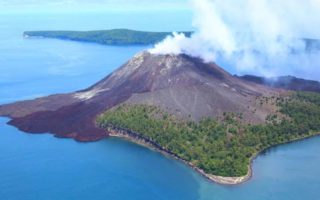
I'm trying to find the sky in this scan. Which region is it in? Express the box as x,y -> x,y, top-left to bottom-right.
0,0 -> 190,13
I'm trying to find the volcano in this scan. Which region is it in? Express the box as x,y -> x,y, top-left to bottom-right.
0,52 -> 281,141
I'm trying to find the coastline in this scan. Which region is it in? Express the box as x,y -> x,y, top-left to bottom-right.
107,127 -> 320,185
107,127 -> 251,185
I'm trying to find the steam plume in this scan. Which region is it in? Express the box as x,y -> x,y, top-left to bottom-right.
149,0 -> 320,80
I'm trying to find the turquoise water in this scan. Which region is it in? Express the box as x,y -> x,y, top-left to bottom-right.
0,11 -> 320,200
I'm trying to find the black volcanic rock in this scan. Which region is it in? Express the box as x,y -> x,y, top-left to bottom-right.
238,75 -> 320,93
0,52 -> 280,141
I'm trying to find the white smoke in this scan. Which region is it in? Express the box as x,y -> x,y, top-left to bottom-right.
149,0 -> 320,79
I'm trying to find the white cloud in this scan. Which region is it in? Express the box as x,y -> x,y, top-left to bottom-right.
150,0 -> 320,79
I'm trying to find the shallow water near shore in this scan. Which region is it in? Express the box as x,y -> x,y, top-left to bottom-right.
0,11 -> 320,200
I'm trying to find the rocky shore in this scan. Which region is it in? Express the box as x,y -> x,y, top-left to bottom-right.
107,126 -> 251,185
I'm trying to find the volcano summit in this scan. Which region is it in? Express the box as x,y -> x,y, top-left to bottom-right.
0,52 -> 278,141
1,52 -> 320,184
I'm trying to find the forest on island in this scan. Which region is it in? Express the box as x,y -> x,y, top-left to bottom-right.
97,92 -> 320,177
24,29 -> 192,46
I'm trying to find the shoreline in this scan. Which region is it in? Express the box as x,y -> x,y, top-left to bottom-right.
107,127 -> 320,185
107,127 -> 251,185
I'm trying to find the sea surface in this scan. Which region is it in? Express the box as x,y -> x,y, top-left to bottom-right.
0,11 -> 319,200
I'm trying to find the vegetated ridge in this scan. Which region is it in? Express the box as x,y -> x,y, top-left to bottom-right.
23,29 -> 192,46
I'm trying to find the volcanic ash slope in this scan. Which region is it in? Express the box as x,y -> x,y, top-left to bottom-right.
0,51 -> 281,141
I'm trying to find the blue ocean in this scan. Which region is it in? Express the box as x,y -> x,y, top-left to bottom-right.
0,11 -> 319,200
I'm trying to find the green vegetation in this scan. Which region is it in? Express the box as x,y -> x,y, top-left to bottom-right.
97,92 -> 320,177
24,29 -> 192,46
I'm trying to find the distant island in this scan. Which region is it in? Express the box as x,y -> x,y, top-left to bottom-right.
1,52 -> 320,185
23,29 -> 320,53
23,29 -> 192,46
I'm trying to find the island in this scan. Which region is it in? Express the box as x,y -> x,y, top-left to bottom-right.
23,29 -> 320,55
1,52 -> 319,185
23,29 -> 192,46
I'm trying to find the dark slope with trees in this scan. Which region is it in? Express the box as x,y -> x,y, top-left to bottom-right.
98,92 -> 320,177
